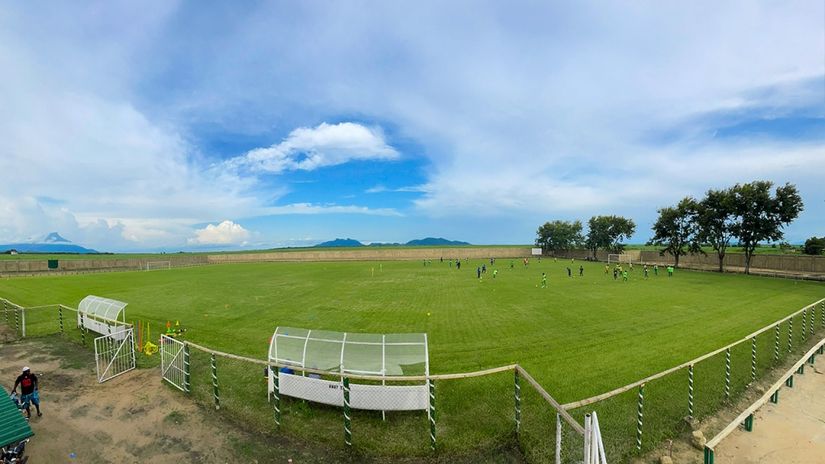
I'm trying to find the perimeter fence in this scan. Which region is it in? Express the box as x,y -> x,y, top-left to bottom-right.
2,295 -> 824,463
0,297 -> 588,463
561,297 -> 825,462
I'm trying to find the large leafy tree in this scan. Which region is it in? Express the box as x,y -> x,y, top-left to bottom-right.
585,215 -> 636,258
696,187 -> 737,272
730,181 -> 803,274
803,236 -> 825,256
650,197 -> 703,267
535,220 -> 584,254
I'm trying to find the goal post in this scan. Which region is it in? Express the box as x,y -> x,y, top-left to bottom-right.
607,254 -> 633,265
144,261 -> 171,271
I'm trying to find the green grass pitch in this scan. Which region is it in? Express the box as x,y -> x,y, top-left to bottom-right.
1,258 -> 822,460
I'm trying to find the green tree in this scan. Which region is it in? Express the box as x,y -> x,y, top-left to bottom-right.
696,187 -> 737,273
535,220 -> 584,254
585,215 -> 636,258
730,181 -> 804,274
803,236 -> 825,255
650,197 -> 703,268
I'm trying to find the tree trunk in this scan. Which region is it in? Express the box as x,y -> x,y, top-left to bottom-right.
717,251 -> 725,273
744,251 -> 752,275
674,253 -> 680,268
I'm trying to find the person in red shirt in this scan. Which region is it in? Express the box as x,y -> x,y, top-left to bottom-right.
13,366 -> 41,419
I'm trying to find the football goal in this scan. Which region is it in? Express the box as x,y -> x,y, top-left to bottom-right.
607,254 -> 633,265
144,261 -> 171,271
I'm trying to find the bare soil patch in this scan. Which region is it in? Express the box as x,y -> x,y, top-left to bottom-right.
713,359 -> 825,463
0,336 -> 522,463
0,337 -> 342,463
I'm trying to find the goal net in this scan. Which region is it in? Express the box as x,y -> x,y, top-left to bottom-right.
607,254 -> 633,265
144,261 -> 171,271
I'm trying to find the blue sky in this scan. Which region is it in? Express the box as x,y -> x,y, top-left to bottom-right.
0,1 -> 823,251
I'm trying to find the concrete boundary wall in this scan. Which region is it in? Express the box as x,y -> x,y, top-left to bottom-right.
552,249 -> 825,279
207,247 -> 532,263
0,248 -> 531,275
0,255 -> 209,276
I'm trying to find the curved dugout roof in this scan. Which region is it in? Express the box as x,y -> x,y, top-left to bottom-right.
78,295 -> 127,322
269,327 -> 429,377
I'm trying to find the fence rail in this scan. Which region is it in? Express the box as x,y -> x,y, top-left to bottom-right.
563,297 -> 825,410
1,296 -> 587,463
3,294 -> 824,463
703,336 -> 825,463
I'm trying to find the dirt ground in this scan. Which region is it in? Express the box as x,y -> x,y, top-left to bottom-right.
635,343 -> 825,464
0,335 -> 523,464
713,357 -> 825,463
0,336 -> 352,463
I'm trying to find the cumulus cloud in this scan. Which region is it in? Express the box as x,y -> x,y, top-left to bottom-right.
2,1 -> 823,248
228,122 -> 398,174
188,220 -> 251,245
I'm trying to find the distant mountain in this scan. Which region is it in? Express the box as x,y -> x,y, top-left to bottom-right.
315,237 -> 470,248
405,237 -> 470,246
1,232 -> 98,254
315,238 -> 364,248
42,232 -> 71,243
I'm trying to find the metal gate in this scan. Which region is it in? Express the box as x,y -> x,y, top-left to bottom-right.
161,335 -> 187,391
94,327 -> 136,383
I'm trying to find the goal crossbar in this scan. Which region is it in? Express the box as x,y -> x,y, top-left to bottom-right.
607,254 -> 632,264
144,261 -> 171,271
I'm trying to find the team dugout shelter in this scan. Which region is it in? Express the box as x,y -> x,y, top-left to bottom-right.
267,327 -> 430,411
77,295 -> 129,338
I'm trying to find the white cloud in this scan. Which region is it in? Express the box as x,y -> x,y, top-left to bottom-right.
262,203 -> 402,217
2,2 -> 823,248
365,185 -> 426,194
228,122 -> 399,174
188,220 -> 251,245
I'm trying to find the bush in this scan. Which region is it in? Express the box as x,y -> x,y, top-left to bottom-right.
803,236 -> 825,255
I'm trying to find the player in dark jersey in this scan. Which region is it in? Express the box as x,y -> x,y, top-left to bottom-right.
13,366 -> 41,419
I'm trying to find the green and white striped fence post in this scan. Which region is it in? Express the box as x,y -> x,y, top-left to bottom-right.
343,377 -> 352,447
821,301 -> 825,328
809,305 -> 815,338
3,300 -> 8,324
724,348 -> 731,402
14,305 -> 20,336
429,379 -> 436,451
688,364 -> 694,419
80,313 -> 86,346
773,325 -> 780,363
514,369 -> 521,436
183,343 -> 191,393
58,305 -> 64,335
802,309 -> 807,340
635,383 -> 645,451
750,337 -> 757,383
272,366 -> 281,427
211,353 -> 220,409
787,317 -> 793,354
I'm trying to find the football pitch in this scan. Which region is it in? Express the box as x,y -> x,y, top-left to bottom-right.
1,258 -> 822,402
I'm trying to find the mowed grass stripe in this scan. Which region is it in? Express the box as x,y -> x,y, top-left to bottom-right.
0,259 -> 821,404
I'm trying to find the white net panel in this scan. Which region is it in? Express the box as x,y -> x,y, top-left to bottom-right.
78,295 -> 128,322
269,327 -> 429,377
